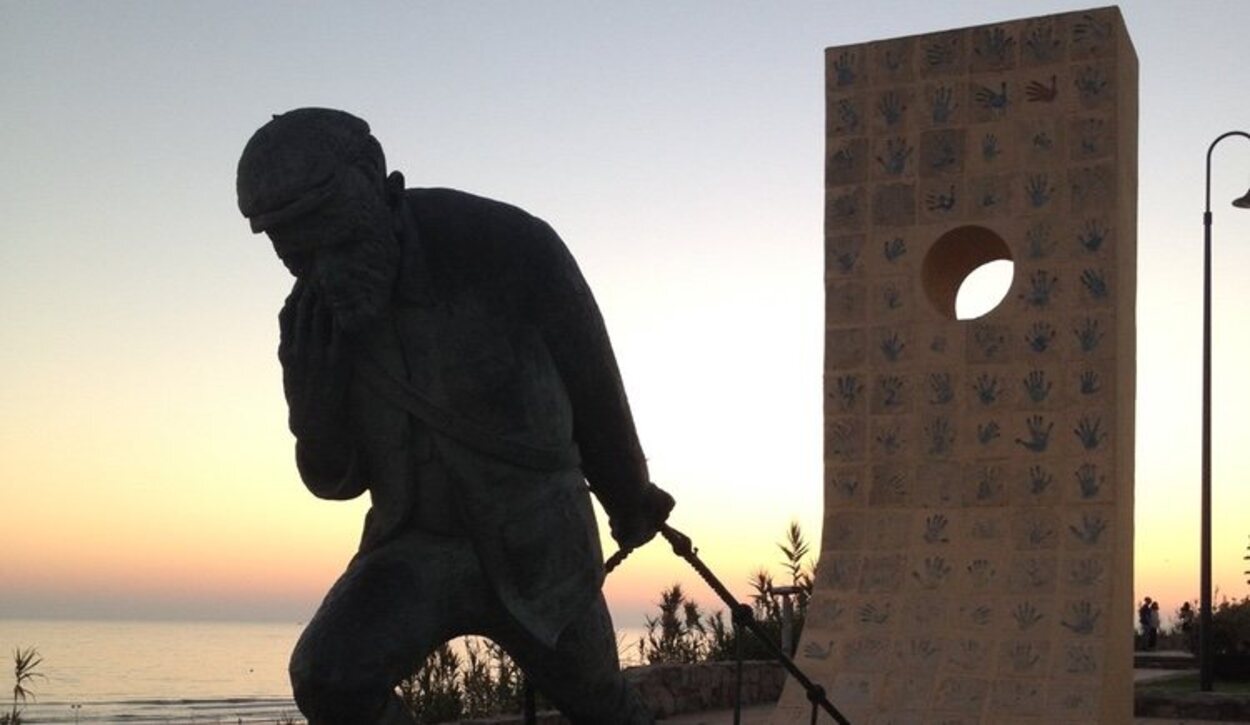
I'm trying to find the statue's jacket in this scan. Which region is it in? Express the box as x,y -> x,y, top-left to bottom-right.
286,188 -> 650,649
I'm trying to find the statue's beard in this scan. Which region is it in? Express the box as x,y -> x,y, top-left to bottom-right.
321,216 -> 399,335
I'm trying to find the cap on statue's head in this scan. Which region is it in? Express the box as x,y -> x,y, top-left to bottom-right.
236,107 -> 383,233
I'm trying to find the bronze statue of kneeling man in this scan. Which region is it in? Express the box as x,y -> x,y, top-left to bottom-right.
236,108 -> 674,724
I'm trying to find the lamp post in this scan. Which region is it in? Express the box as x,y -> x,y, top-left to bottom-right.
1201,130 -> 1250,691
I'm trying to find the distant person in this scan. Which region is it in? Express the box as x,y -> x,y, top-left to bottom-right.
1149,599 -> 1161,650
1139,597 -> 1154,650
1179,601 -> 1196,652
236,108 -> 674,724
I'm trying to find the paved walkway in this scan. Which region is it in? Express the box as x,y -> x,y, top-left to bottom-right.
661,669 -> 1222,724
663,706 -> 1228,724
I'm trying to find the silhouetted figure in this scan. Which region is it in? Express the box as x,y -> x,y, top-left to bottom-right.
237,108 -> 673,725
1139,597 -> 1158,650
1179,601 -> 1196,653
1149,599 -> 1161,650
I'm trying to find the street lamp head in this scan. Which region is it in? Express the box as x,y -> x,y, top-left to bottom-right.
1233,186 -> 1250,209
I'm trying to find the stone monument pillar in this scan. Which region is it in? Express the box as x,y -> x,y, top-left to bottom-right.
777,7 -> 1136,723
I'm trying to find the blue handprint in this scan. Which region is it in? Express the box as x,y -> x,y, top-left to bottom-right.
981,133 -> 1001,161
924,36 -> 958,69
1028,465 -> 1053,494
930,85 -> 956,124
1024,22 -> 1061,62
1022,370 -> 1052,403
1075,66 -> 1109,104
830,143 -> 856,172
1025,322 -> 1056,353
976,466 -> 1003,501
832,50 -> 857,87
1081,268 -> 1109,300
879,375 -> 906,408
877,91 -> 906,127
833,374 -> 862,410
1061,601 -> 1102,635
1021,270 -> 1058,308
928,372 -> 954,405
1015,415 -> 1053,453
1070,513 -> 1108,546
1079,369 -> 1101,395
880,331 -> 905,362
1025,173 -> 1054,208
973,325 -> 1006,359
1075,317 -> 1104,353
973,82 -> 1009,113
973,373 -> 1000,405
834,98 -> 861,134
1073,12 -> 1113,50
876,137 -> 913,176
1075,463 -> 1104,499
973,26 -> 1015,66
925,184 -> 957,212
924,514 -> 950,544
883,236 -> 907,262
1078,219 -> 1108,253
875,426 -> 903,455
926,417 -> 955,455
882,283 -> 903,310
1074,415 -> 1106,450
1026,222 -> 1054,259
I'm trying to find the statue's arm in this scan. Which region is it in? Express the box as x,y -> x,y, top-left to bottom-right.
527,218 -> 672,545
279,280 -> 368,501
294,436 -> 366,500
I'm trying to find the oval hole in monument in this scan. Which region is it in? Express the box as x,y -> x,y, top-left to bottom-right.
955,260 -> 1015,320
921,224 -> 1015,320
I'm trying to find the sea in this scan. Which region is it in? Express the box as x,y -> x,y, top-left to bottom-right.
0,619 -> 651,724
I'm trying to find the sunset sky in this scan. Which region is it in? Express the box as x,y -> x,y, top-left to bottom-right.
4,0 -> 1250,630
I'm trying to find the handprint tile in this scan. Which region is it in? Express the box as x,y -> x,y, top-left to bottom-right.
970,25 -> 1016,71
919,30 -> 965,77
826,138 -> 869,187
871,183 -> 917,227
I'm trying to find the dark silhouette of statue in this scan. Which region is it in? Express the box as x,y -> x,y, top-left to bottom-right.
236,108 -> 674,724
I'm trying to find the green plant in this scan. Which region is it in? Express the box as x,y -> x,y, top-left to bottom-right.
1211,595 -> 1250,655
397,643 -> 463,723
2,647 -> 43,725
638,522 -> 817,664
1244,535 -> 1250,586
639,583 -> 715,664
395,637 -> 543,724
460,637 -> 529,717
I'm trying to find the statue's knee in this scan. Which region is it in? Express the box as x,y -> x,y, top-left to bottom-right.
290,655 -> 389,724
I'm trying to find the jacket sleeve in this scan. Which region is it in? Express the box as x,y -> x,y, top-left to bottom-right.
277,285 -> 369,501
293,436 -> 367,500
525,217 -> 651,517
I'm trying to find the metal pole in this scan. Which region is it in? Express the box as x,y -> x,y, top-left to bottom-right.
771,585 -> 802,656
781,593 -> 795,656
1200,130 -> 1250,692
1202,198 -> 1213,692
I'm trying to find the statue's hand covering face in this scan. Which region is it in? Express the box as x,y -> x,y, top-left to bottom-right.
237,108 -> 398,334
266,172 -> 398,334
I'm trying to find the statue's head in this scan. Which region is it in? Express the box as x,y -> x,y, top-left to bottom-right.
237,108 -> 400,333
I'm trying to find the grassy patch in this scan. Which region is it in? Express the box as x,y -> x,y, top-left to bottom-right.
1137,673 -> 1250,694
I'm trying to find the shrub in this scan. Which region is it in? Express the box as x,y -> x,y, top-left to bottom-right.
1211,595 -> 1250,655
638,522 -> 816,664
397,643 -> 463,723
396,637 -> 546,723
2,647 -> 43,725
